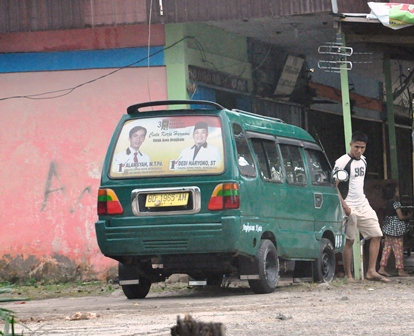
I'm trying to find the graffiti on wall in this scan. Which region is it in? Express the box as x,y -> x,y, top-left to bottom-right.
41,161 -> 92,213
70,186 -> 92,213
41,161 -> 65,211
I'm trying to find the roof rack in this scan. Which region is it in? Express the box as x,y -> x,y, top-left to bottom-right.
127,100 -> 224,114
231,109 -> 285,123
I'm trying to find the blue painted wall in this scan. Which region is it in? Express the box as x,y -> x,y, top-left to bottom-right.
0,47 -> 164,73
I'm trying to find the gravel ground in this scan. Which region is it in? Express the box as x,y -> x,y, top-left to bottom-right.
2,274 -> 414,336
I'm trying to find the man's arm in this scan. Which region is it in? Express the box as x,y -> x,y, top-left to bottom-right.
333,156 -> 351,216
336,181 -> 351,216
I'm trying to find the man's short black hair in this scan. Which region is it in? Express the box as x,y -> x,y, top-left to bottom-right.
129,126 -> 147,138
351,131 -> 368,144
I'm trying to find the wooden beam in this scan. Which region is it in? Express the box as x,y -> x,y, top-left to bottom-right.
340,17 -> 380,24
309,82 -> 383,112
347,33 -> 414,44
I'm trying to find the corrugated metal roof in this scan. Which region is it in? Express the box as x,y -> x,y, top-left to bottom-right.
152,0 -> 333,23
0,0 -> 84,32
0,0 -> 148,33
5,0 -> 412,34
0,0 -> 337,33
84,0 -> 147,27
337,0 -> 414,14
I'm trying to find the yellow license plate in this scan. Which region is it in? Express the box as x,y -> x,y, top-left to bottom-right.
145,193 -> 189,207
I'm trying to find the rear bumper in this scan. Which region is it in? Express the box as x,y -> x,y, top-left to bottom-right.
95,216 -> 244,257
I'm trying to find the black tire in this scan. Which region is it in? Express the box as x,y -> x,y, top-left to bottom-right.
248,239 -> 279,294
118,263 -> 152,299
121,278 -> 151,299
312,238 -> 335,283
207,274 -> 224,286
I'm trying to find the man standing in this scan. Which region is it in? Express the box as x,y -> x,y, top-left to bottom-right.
334,131 -> 389,283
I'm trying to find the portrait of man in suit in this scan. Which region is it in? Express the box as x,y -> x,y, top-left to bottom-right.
112,125 -> 150,173
177,121 -> 221,164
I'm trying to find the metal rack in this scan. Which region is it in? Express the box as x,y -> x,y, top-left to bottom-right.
318,42 -> 353,73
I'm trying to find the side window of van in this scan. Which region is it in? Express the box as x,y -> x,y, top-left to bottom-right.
233,124 -> 257,177
251,139 -> 283,182
305,149 -> 332,186
280,144 -> 307,185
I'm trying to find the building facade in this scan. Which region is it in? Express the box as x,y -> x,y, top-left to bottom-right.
0,0 -> 413,281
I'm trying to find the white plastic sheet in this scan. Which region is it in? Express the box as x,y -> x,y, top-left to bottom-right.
367,2 -> 414,29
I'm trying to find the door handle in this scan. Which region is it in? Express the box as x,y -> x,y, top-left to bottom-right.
314,193 -> 323,209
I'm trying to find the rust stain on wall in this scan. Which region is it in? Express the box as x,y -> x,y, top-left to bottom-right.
0,254 -> 117,283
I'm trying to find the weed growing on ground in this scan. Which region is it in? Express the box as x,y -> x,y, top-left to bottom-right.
0,287 -> 29,336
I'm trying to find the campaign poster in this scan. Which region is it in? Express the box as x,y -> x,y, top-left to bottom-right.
109,115 -> 224,178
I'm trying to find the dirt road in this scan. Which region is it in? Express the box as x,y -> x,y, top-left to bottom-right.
3,275 -> 414,336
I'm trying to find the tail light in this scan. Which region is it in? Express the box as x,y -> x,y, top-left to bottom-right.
208,183 -> 240,210
97,189 -> 124,215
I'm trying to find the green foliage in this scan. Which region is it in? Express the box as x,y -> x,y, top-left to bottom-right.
26,278 -> 37,288
0,287 -> 27,336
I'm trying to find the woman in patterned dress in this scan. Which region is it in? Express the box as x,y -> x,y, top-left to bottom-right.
378,182 -> 412,277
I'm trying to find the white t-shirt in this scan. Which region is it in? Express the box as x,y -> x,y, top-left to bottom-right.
333,154 -> 368,207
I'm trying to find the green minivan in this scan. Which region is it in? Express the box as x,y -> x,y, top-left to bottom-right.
95,100 -> 344,299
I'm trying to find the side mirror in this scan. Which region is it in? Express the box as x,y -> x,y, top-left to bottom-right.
333,170 -> 349,182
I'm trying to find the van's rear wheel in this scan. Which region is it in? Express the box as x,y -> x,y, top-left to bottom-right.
248,239 -> 279,294
207,274 -> 224,286
119,263 -> 152,299
121,278 -> 151,299
312,238 -> 335,283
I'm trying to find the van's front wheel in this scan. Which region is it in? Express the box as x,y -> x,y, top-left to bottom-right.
248,239 -> 279,294
313,238 -> 335,283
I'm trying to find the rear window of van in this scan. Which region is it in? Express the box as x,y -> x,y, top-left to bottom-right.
109,116 -> 224,178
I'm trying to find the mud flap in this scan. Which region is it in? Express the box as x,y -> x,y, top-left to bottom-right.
238,255 -> 260,280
